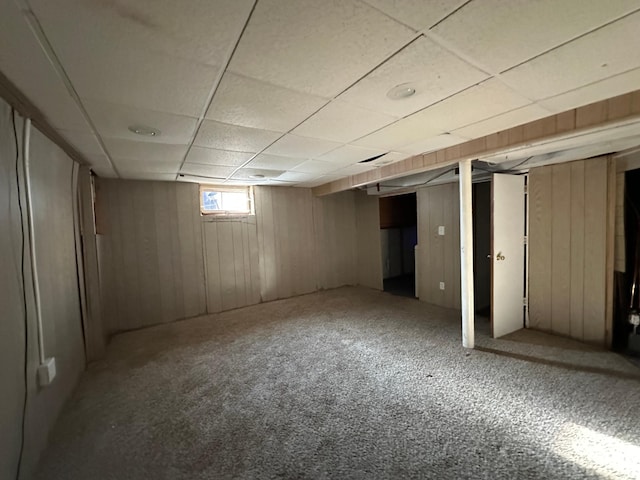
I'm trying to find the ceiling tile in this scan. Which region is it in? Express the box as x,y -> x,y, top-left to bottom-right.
318,144 -> 387,164
206,73 -> 328,132
29,0 -> 254,68
292,101 -> 397,143
247,154 -> 304,171
353,116 -> 444,150
117,172 -> 178,182
339,37 -> 488,117
398,133 -> 469,155
264,134 -> 342,158
181,163 -> 236,180
362,0 -> 468,31
501,12 -> 640,100
194,120 -> 281,153
332,163 -> 377,175
57,130 -> 104,157
453,104 -> 553,139
370,151 -> 407,167
356,78 -> 532,149
292,160 -> 340,174
86,154 -> 117,178
103,138 -> 187,163
83,100 -> 198,144
298,174 -> 345,188
232,168 -> 285,180
275,171 -> 319,182
185,147 -> 254,167
432,0 -> 640,73
538,67 -> 640,113
113,158 -> 182,172
228,0 -> 416,97
0,1 -> 91,131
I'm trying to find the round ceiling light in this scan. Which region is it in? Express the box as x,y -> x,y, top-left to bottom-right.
128,125 -> 161,137
387,83 -> 417,100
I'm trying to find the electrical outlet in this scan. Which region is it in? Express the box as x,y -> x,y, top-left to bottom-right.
37,357 -> 56,387
438,226 -> 445,236
439,282 -> 445,290
630,314 -> 640,326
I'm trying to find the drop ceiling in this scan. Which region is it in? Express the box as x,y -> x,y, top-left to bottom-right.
1,0 -> 640,188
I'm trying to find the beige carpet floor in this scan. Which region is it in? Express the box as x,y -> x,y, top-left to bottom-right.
36,287 -> 640,479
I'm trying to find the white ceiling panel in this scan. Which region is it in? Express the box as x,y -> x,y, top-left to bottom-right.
0,1 -> 91,132
298,174 -> 347,188
293,101 -> 397,143
339,36 -> 488,117
318,144 -> 387,164
332,163 -> 377,176
180,163 -> 236,179
275,171 -> 319,182
362,0 -> 468,31
103,138 -> 187,163
206,73 -> 328,132
292,160 -> 340,174
264,134 -> 342,158
356,79 -> 531,149
86,154 -> 117,178
398,133 -> 469,155
369,151 -> 407,167
185,147 -> 254,167
113,158 -> 182,173
353,115 -> 444,150
500,11 -> 640,100
57,129 -> 105,157
453,104 -> 553,139
538,67 -> 640,113
115,172 -> 177,182
232,168 -> 285,180
29,0 -> 254,68
247,154 -> 304,171
432,0 -> 640,73
194,120 -> 281,153
84,100 -> 198,144
228,0 -> 416,97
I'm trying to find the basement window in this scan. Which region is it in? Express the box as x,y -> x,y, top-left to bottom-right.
200,185 -> 254,216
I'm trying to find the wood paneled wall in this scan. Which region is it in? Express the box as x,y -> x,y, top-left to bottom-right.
96,180 -> 207,333
254,186 -> 317,301
96,183 -> 383,333
355,191 -> 383,290
203,217 -> 260,313
417,183 -> 461,309
529,156 -> 614,345
313,191 -> 358,289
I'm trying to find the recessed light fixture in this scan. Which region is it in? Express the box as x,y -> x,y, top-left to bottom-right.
249,174 -> 265,179
128,125 -> 161,137
387,83 -> 417,100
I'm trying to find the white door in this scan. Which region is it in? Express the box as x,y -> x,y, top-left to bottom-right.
492,173 -> 526,338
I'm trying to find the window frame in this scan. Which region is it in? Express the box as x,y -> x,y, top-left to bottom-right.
199,185 -> 254,217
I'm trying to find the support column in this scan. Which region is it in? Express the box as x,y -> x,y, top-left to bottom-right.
459,159 -> 475,348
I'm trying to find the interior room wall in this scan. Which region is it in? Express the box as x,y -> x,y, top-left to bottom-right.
96,179 -> 207,334
96,182 -> 383,333
0,101 -> 85,480
529,156 -> 614,345
416,183 -> 461,309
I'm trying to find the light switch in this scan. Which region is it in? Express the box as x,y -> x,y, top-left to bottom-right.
438,226 -> 445,236
439,282 -> 445,290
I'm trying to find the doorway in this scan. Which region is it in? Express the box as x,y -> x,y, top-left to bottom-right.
472,182 -> 491,318
379,193 -> 417,298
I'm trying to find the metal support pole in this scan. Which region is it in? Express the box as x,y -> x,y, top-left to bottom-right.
459,159 -> 475,348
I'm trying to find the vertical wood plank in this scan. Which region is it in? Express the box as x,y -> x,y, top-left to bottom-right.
583,158 -> 607,344
217,222 -> 237,311
203,221 -> 223,313
529,167 -> 553,331
355,191 -> 383,290
550,163 -> 572,336
569,161 -> 585,340
231,221 -> 246,306
605,156 -> 616,347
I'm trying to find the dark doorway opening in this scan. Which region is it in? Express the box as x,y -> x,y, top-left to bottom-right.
379,193 -> 417,298
473,181 -> 492,318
